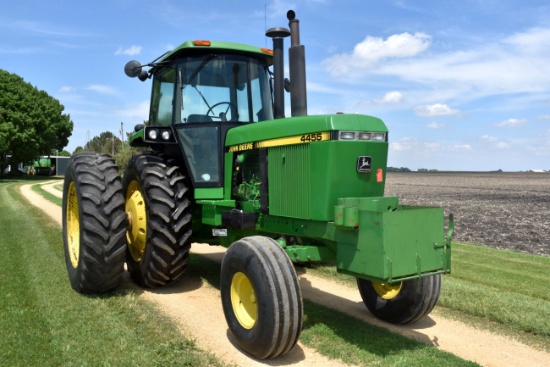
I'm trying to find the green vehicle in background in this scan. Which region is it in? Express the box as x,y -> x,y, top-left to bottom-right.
62,10 -> 454,359
32,156 -> 55,176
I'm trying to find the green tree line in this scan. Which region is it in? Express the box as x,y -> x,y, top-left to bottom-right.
0,69 -> 73,171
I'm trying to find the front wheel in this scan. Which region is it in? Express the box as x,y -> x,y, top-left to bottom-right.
220,236 -> 303,359
357,274 -> 441,324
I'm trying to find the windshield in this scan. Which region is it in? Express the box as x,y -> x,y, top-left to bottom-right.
178,55 -> 273,123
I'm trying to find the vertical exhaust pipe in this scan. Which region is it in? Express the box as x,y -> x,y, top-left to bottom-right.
266,27 -> 290,119
287,10 -> 308,117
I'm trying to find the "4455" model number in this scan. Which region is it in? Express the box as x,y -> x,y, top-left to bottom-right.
300,133 -> 324,142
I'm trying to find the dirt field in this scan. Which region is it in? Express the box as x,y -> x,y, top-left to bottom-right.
385,172 -> 550,257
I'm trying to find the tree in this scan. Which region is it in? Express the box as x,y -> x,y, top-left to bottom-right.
84,131 -> 122,155
73,146 -> 84,155
0,69 -> 73,169
84,130 -> 148,172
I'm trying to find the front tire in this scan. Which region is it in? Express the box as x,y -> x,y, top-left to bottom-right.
62,152 -> 127,293
357,274 -> 441,324
123,152 -> 192,288
220,236 -> 303,359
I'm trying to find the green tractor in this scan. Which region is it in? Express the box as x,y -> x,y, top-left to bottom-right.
32,156 -> 55,176
62,10 -> 453,359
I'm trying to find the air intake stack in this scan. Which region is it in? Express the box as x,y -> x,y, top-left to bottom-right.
265,27 -> 290,119
287,10 -> 308,117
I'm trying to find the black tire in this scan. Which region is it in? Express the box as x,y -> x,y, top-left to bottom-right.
357,274 -> 441,324
62,152 -> 127,293
220,236 -> 303,359
123,152 -> 192,288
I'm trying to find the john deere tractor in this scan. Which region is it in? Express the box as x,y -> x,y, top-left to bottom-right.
63,10 -> 453,359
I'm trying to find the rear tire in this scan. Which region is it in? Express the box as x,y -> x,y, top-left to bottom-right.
220,236 -> 303,359
357,274 -> 441,324
62,152 -> 126,293
123,152 -> 192,288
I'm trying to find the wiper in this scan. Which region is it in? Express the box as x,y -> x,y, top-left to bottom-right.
181,54 -> 216,90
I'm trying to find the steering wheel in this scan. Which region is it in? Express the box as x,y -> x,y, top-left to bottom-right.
206,101 -> 236,121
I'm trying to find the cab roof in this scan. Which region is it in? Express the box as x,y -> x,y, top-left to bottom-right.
157,40 -> 274,66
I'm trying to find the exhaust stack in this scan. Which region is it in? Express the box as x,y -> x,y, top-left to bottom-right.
287,10 -> 308,117
266,27 -> 290,119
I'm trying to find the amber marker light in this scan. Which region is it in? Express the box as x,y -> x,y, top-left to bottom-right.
261,48 -> 273,55
193,40 -> 211,46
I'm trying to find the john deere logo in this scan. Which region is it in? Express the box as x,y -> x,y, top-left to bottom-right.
356,156 -> 372,173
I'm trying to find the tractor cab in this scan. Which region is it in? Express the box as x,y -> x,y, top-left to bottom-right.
126,41 -> 274,188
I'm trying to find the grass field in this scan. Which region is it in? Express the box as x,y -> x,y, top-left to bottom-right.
308,242 -> 550,352
0,180 -> 224,367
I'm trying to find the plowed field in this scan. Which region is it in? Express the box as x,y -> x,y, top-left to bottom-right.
385,172 -> 550,256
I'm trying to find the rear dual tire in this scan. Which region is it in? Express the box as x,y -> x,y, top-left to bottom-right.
123,152 -> 193,288
62,153 -> 126,293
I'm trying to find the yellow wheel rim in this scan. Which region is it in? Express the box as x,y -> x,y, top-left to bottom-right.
372,281 -> 403,300
66,181 -> 80,269
125,180 -> 147,262
230,272 -> 258,329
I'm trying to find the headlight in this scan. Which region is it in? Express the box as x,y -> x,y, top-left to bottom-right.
336,131 -> 386,142
148,129 -> 158,140
144,126 -> 177,144
339,131 -> 356,140
357,132 -> 372,140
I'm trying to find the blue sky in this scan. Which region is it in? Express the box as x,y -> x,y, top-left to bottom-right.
1,0 -> 549,171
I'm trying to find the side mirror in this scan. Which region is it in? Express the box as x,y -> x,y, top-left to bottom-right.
124,60 -> 149,81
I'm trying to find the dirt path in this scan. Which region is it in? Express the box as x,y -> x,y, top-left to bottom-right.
20,181 -> 550,367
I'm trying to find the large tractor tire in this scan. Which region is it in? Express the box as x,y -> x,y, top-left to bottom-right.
62,152 -> 127,293
357,274 -> 441,324
123,152 -> 192,288
220,236 -> 303,359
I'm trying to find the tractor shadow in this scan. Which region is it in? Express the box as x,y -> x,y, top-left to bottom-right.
296,274 -> 445,358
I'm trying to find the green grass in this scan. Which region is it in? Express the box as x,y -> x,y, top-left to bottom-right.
305,243 -> 550,352
31,181 -> 63,206
0,181 -> 225,367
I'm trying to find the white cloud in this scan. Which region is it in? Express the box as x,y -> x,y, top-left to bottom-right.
390,137 -> 441,153
503,27 -> 550,54
414,103 -> 459,116
495,118 -> 527,128
86,85 -> 119,96
115,100 -> 150,120
381,91 -> 403,103
324,27 -> 550,104
59,86 -> 75,93
426,121 -> 445,129
362,91 -> 404,105
114,45 -> 142,56
323,32 -> 431,76
482,135 -> 511,149
450,144 -> 472,151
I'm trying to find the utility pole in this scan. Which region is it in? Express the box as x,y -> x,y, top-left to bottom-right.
119,122 -> 124,144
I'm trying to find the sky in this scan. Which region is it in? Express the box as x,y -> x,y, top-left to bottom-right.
1,0 -> 550,171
